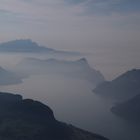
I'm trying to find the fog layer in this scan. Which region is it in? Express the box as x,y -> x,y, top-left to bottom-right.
0,52 -> 140,140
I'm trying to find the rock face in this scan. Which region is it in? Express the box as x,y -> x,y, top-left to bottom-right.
111,94 -> 140,122
0,66 -> 22,85
0,92 -> 109,140
93,69 -> 140,100
15,58 -> 105,85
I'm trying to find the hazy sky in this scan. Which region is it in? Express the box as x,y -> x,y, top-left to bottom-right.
0,0 -> 140,51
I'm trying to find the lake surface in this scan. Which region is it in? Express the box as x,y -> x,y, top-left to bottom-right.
0,53 -> 140,140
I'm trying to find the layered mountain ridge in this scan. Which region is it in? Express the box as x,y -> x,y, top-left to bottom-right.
15,57 -> 105,85
93,69 -> 140,100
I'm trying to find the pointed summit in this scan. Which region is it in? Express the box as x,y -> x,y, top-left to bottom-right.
77,58 -> 87,63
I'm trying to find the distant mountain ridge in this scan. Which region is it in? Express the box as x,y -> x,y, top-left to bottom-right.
0,39 -> 53,52
0,92 -> 109,140
93,69 -> 140,100
15,57 -> 105,85
0,39 -> 80,55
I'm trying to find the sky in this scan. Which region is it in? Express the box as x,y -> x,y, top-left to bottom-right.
0,0 -> 140,52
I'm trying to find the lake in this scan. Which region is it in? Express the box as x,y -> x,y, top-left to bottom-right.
0,52 -> 140,140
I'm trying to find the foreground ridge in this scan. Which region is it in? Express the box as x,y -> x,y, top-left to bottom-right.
0,92 -> 109,140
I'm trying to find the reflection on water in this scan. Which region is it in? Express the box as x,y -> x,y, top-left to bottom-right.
0,53 -> 140,140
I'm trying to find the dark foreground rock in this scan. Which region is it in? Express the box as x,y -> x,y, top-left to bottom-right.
0,92 -> 109,140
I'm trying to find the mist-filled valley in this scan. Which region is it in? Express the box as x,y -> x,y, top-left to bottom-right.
0,39 -> 140,140
1,0 -> 140,139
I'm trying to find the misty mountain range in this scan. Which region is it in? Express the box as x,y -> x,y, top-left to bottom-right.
0,38 -> 140,138
0,92 -> 109,140
0,39 -> 80,55
93,69 -> 140,101
0,39 -> 104,85
15,57 -> 105,85
93,68 -> 140,123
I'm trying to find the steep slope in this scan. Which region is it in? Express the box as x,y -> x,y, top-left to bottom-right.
111,94 -> 140,122
0,92 -> 109,140
93,69 -> 140,100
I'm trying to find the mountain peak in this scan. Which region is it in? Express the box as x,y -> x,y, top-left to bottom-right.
76,58 -> 89,65
77,58 -> 87,62
16,57 -> 105,85
3,39 -> 37,46
0,39 -> 54,52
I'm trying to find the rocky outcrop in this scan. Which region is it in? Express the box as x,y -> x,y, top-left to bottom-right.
0,92 -> 109,140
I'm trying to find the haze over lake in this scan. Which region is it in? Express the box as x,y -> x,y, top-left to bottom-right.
0,0 -> 140,139
0,51 -> 140,140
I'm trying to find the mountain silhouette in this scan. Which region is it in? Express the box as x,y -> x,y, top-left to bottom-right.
93,69 -> 140,100
15,57 -> 105,85
0,92 -> 109,140
0,39 -> 80,55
